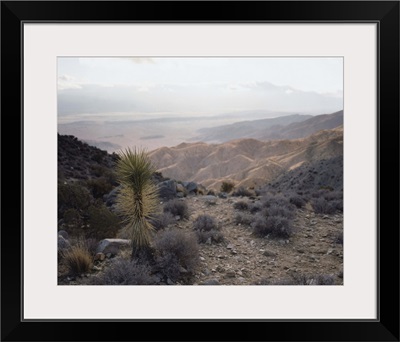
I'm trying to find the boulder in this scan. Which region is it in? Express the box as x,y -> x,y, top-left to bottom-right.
58,235 -> 70,250
185,182 -> 198,193
94,253 -> 106,261
202,195 -> 217,205
58,230 -> 69,240
159,180 -> 177,200
96,238 -> 131,255
218,192 -> 228,199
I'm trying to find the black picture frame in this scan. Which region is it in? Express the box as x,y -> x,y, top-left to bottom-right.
1,1 -> 399,341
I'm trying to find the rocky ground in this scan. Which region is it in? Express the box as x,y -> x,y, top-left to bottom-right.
177,196 -> 343,285
59,194 -> 343,286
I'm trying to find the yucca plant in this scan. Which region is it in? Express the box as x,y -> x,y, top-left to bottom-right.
115,148 -> 159,259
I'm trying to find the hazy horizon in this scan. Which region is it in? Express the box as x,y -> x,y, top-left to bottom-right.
58,57 -> 343,151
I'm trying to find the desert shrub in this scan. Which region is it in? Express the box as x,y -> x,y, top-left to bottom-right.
248,203 -> 262,214
163,199 -> 189,219
311,198 -> 337,214
193,214 -> 217,231
234,212 -> 254,226
193,215 -> 223,244
86,177 -> 113,199
232,186 -> 253,197
61,243 -> 92,275
91,150 -> 107,163
252,215 -> 293,238
90,164 -> 108,177
264,205 -> 295,219
58,182 -> 92,216
261,193 -> 295,211
150,212 -> 176,231
289,194 -> 306,208
87,204 -> 121,239
311,189 -> 343,214
233,201 -> 249,211
220,181 -> 235,193
63,208 -> 82,226
153,229 -> 199,282
196,229 -> 224,244
89,258 -> 155,285
323,190 -> 342,201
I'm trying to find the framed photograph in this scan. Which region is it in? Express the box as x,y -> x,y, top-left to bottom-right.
1,1 -> 399,341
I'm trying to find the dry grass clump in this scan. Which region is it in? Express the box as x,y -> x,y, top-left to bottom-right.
61,242 -> 92,275
220,181 -> 235,193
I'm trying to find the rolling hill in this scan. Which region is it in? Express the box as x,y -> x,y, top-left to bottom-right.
149,126 -> 343,190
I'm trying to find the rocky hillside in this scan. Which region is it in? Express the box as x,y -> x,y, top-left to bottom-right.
266,156 -> 343,194
149,126 -> 343,190
58,134 -> 343,287
58,134 -> 119,181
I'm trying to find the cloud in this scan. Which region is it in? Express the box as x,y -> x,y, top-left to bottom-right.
58,74 -> 82,90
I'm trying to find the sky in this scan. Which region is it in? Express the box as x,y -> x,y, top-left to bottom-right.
58,57 -> 343,122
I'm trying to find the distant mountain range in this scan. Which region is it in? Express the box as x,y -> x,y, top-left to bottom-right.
193,110 -> 343,143
149,125 -> 343,190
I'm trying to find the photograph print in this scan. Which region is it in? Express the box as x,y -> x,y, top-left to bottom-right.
57,57 -> 344,286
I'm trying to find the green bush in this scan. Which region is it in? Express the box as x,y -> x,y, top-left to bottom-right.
63,208 -> 82,226
58,182 -> 91,216
86,177 -> 113,199
220,181 -> 235,193
87,204 -> 121,239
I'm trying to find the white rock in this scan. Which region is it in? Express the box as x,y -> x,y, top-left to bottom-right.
96,239 -> 131,254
